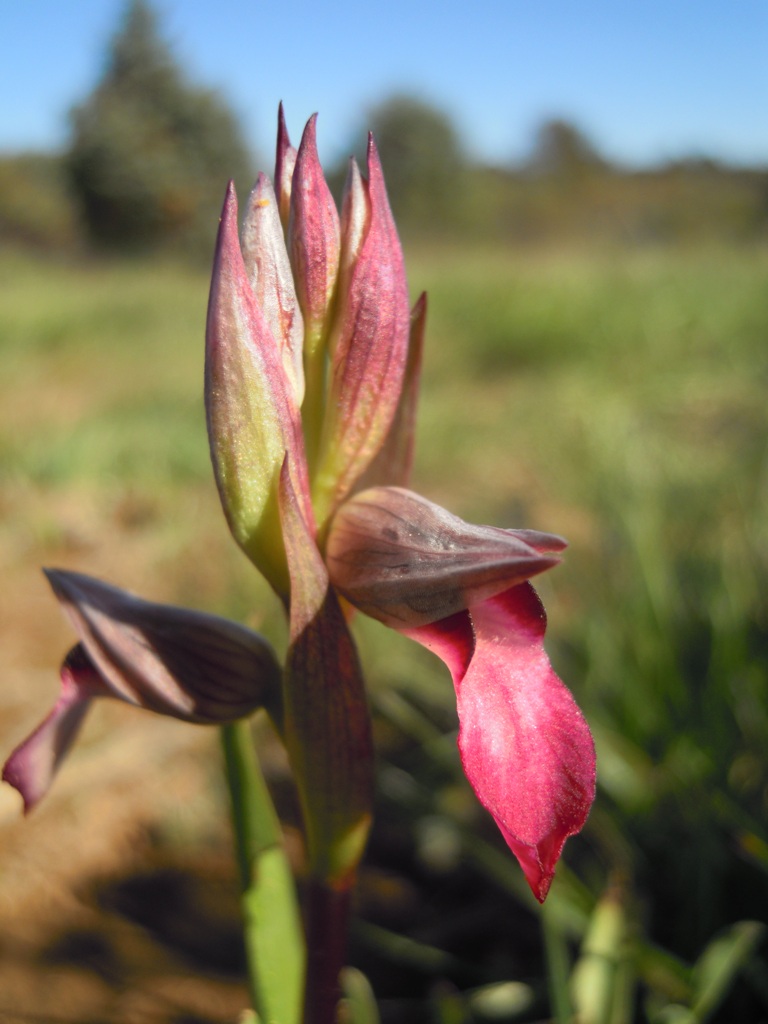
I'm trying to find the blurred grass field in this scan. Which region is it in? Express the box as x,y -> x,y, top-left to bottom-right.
1,243 -> 767,1021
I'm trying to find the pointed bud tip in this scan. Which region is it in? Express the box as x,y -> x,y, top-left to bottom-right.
300,112 -> 319,149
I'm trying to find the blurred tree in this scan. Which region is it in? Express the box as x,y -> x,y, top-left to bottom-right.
526,118 -> 609,181
67,0 -> 251,254
354,95 -> 467,234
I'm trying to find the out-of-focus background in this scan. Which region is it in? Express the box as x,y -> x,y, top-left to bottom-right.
1,2 -> 767,1022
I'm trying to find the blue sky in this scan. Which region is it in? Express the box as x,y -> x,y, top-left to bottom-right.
3,0 -> 767,168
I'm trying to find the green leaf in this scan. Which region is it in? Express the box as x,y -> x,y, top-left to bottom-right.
242,846 -> 305,1024
338,967 -> 381,1024
570,885 -> 629,1024
688,920 -> 765,1022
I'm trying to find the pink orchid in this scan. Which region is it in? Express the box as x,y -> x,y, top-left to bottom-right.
3,106 -> 595,902
205,107 -> 595,899
3,569 -> 282,813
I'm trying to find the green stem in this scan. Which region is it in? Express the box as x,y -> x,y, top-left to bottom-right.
542,899 -> 575,1024
221,720 -> 305,1024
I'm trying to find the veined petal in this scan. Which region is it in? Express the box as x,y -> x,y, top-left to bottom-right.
288,114 -> 340,359
241,173 -> 305,404
3,571 -> 283,812
206,182 -> 311,595
275,102 -> 297,230
326,486 -> 565,628
45,569 -> 282,723
279,462 -> 373,885
313,137 -> 411,526
402,583 -> 596,902
334,157 -> 370,325
356,292 -> 426,490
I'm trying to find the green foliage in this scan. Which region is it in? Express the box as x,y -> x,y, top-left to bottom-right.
0,154 -> 79,251
67,0 -> 251,255
364,244 -> 768,1020
526,118 -> 609,180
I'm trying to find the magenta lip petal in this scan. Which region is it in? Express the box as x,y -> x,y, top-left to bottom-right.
401,582 -> 596,902
2,646 -> 99,813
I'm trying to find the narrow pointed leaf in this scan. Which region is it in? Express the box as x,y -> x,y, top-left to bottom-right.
402,583 -> 595,902
326,486 -> 565,628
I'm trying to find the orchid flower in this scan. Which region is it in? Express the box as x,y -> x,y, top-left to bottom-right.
3,106 -> 595,905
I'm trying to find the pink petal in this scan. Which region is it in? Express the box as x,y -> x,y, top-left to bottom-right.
3,572 -> 285,812
241,172 -> 305,404
275,102 -> 297,229
314,136 -> 411,524
288,113 -> 340,358
43,568 -> 283,723
402,583 -> 595,902
326,487 -> 564,629
2,646 -> 97,812
357,292 -> 426,490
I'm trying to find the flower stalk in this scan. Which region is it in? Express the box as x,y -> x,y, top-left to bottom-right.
221,720 -> 304,1024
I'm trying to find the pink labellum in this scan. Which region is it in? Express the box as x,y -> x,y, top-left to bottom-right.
289,114 -> 340,356
241,172 -> 305,404
326,486 -> 565,629
315,137 -> 411,521
402,583 -> 596,902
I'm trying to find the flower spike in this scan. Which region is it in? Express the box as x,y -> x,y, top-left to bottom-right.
4,105 -> 596,923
